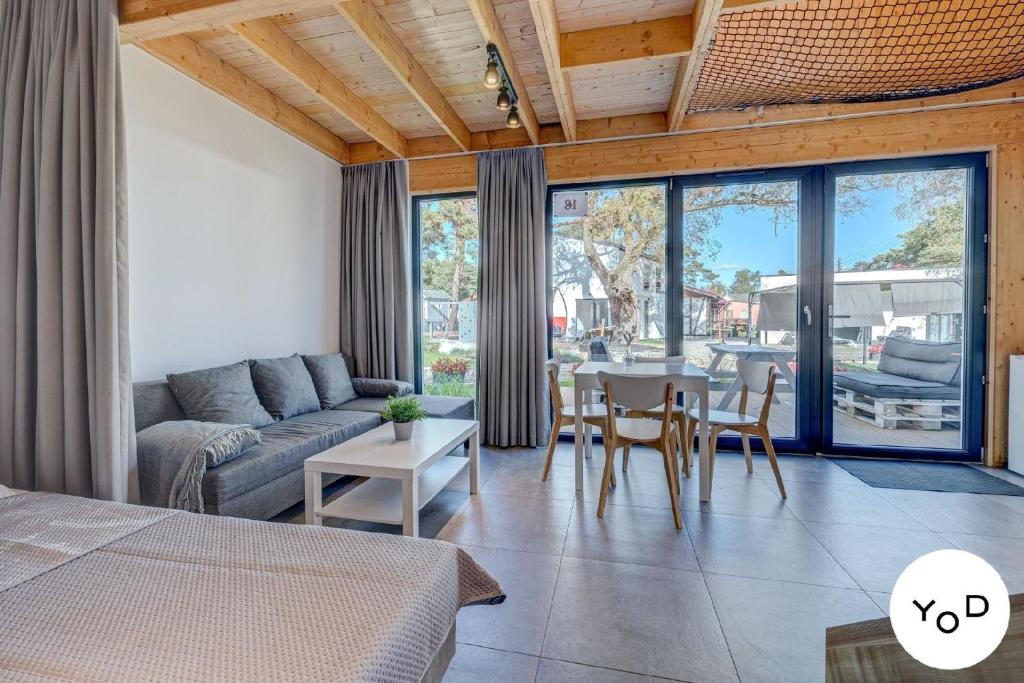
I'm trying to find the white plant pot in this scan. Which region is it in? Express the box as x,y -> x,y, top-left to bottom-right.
393,421 -> 414,441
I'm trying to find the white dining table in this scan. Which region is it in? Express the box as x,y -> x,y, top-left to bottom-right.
571,361 -> 712,502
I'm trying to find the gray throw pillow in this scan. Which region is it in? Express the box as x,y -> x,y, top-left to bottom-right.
301,353 -> 357,408
250,354 -> 321,420
166,362 -> 274,428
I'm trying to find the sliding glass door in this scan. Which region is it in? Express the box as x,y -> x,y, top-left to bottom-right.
412,193 -> 479,399
674,169 -> 817,452
546,154 -> 988,460
824,156 -> 988,460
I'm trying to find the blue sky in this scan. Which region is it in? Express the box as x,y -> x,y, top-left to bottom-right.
706,184 -> 909,282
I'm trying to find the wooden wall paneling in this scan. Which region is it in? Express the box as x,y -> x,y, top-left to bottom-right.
988,143 -> 1024,467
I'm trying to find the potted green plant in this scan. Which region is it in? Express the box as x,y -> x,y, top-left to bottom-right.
381,395 -> 429,441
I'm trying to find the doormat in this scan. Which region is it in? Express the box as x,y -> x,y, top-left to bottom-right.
830,458 -> 1024,496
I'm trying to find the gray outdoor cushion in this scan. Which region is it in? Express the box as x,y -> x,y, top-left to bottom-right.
301,353 -> 357,409
335,394 -> 474,420
202,409 -> 381,506
878,337 -> 961,385
834,371 -> 961,401
166,362 -> 273,428
351,377 -> 414,398
250,355 -> 321,420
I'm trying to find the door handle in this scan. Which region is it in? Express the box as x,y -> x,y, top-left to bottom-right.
803,305 -> 812,326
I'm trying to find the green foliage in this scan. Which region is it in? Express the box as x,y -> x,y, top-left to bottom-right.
419,198 -> 479,301
554,350 -> 585,364
381,395 -> 429,423
728,268 -> 763,297
423,381 -> 476,399
850,204 -> 965,272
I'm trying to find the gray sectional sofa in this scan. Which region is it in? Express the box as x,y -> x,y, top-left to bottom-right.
134,354 -> 473,520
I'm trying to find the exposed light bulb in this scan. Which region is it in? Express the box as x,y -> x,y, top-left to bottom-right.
483,59 -> 500,89
506,105 -> 521,129
496,86 -> 511,111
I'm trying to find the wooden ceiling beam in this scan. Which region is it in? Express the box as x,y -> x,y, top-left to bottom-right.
138,33 -> 350,163
465,0 -> 542,145
334,0 -> 472,152
348,79 -> 1024,165
347,113 -> 669,164
666,0 -> 724,131
560,16 -> 693,70
119,0 -> 324,43
721,0 -> 791,12
528,0 -> 577,141
230,18 -> 408,158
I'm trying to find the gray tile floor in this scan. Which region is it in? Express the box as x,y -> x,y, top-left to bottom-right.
435,443 -> 1024,683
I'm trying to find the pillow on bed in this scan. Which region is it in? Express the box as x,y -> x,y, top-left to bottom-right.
166,362 -> 273,428
301,353 -> 357,408
249,354 -> 321,420
0,483 -> 14,498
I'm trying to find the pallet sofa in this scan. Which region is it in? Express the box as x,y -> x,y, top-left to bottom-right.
833,337 -> 961,430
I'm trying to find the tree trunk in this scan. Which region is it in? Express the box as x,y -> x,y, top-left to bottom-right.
607,282 -> 640,335
447,233 -> 466,338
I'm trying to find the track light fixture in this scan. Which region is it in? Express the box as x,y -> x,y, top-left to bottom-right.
506,106 -> 521,129
496,86 -> 511,111
483,56 -> 500,90
482,44 -> 522,128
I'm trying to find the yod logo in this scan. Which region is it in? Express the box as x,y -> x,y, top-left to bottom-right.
891,549 -> 1010,670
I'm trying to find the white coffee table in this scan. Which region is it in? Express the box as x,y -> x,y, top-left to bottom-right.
303,418 -> 479,537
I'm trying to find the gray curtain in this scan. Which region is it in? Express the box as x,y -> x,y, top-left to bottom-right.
477,148 -> 548,447
339,160 -> 414,382
0,0 -> 136,501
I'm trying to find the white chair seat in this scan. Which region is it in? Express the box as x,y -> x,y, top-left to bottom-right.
564,403 -> 608,419
615,417 -> 675,441
686,407 -> 759,427
638,403 -> 685,415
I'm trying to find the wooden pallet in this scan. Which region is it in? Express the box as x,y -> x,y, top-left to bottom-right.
834,390 -> 960,431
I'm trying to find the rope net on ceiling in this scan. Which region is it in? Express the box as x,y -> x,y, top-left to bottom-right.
689,0 -> 1024,113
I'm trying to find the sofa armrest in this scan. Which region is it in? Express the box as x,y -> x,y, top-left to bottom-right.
351,377 -> 414,398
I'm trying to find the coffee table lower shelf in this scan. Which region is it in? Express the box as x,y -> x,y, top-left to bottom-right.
316,455 -> 469,528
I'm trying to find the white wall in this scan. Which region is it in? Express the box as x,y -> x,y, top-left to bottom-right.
122,46 -> 341,381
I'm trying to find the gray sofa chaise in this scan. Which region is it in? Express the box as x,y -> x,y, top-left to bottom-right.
134,353 -> 473,520
833,337 -> 961,429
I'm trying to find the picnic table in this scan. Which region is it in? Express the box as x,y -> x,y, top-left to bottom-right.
706,343 -> 797,410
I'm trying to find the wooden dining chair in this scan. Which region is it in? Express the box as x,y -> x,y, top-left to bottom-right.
542,359 -> 613,483
684,359 -> 786,498
597,371 -> 683,528
622,355 -> 691,477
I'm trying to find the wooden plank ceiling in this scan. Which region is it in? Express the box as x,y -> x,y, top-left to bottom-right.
121,0 -> 1024,164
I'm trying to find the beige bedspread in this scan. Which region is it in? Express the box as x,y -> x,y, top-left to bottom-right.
0,493 -> 503,682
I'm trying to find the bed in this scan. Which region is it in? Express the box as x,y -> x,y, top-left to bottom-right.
0,491 -> 504,682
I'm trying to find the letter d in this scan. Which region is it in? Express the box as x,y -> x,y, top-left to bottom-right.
966,594 -> 989,618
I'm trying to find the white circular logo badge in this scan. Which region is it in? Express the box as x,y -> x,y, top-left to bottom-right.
890,549 -> 1010,670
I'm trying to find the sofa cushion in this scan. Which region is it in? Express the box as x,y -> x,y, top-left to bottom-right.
334,394 -> 474,420
249,354 -> 321,420
877,337 -> 961,385
134,380 -> 186,431
351,377 -> 414,398
301,353 -> 357,408
166,362 -> 273,427
201,409 -> 381,506
834,371 -> 961,401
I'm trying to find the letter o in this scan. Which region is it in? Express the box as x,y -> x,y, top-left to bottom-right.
936,611 -> 960,634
